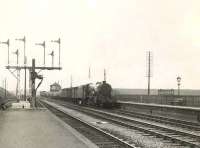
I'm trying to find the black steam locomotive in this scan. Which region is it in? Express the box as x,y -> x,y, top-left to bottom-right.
41,81 -> 118,108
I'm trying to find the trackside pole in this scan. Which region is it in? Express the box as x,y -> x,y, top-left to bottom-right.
31,59 -> 36,108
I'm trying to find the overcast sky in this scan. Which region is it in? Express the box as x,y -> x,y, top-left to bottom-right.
0,0 -> 200,93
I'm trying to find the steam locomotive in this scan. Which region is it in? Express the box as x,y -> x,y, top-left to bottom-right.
41,81 -> 118,108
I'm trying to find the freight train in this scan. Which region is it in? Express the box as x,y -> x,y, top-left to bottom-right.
41,81 -> 118,108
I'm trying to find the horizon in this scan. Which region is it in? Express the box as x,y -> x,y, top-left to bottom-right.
1,0 -> 200,93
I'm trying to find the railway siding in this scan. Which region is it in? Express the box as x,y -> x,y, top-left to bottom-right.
119,101 -> 200,123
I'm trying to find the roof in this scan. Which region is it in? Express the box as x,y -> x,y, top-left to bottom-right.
50,82 -> 61,87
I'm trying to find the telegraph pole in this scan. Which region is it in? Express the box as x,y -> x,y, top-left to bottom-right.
146,51 -> 153,96
148,52 -> 150,95
70,75 -> 73,99
25,56 -> 27,100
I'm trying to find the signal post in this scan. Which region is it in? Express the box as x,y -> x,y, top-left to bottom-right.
2,37 -> 62,108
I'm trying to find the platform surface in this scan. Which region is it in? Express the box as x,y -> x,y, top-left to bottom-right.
0,109 -> 97,148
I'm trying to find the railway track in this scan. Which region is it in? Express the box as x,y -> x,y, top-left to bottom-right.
109,109 -> 200,131
36,100 -> 46,108
46,99 -> 200,148
41,100 -> 137,148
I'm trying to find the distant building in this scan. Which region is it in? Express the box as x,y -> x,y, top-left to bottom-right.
158,89 -> 174,96
50,82 -> 61,92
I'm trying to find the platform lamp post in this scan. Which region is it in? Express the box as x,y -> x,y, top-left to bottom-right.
177,76 -> 181,96
0,39 -> 10,65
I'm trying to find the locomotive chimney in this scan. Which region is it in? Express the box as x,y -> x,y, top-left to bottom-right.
104,69 -> 106,82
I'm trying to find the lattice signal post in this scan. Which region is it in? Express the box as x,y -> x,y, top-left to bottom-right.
15,36 -> 27,101
13,49 -> 20,100
2,37 -> 62,108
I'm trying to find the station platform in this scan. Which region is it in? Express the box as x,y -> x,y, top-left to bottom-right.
0,109 -> 98,148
